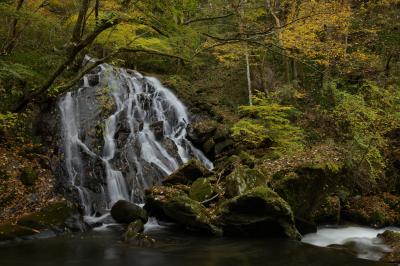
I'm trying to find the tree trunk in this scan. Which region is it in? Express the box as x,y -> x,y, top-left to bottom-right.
2,0 -> 25,54
71,0 -> 91,44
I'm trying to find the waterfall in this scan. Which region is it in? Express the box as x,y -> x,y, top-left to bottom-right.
59,59 -> 213,221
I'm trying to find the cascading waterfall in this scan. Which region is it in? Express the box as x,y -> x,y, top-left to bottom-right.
59,57 -> 213,222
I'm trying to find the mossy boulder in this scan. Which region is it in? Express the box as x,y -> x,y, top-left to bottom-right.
272,162 -> 342,223
144,185 -> 221,235
111,200 -> 148,224
378,230 -> 400,263
17,201 -> 74,231
0,224 -> 38,241
343,195 -> 400,227
216,186 -> 300,239
189,178 -> 214,202
19,167 -> 38,186
163,159 -> 211,185
187,119 -> 218,145
225,164 -> 266,198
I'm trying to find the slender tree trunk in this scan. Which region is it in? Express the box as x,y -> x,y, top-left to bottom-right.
2,0 -> 25,54
72,0 -> 91,44
95,0 -> 100,24
245,49 -> 252,105
238,0 -> 252,105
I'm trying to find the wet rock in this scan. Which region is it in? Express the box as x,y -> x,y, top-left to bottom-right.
150,121 -> 164,141
17,201 -> 74,231
378,230 -> 400,263
189,178 -> 214,202
145,185 -> 221,235
216,186 -> 300,239
111,200 -> 148,224
163,159 -> 211,185
19,167 -> 38,186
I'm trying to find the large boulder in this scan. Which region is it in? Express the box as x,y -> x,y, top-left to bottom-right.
163,159 -> 211,185
378,230 -> 400,263
111,200 -> 148,224
145,185 -> 221,235
216,186 -> 300,239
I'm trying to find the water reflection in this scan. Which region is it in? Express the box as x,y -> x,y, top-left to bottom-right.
0,226 -> 390,266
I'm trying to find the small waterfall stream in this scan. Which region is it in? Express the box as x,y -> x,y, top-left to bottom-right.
59,58 -> 213,221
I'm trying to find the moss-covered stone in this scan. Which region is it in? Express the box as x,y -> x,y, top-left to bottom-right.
224,164 -> 266,198
163,159 -> 211,185
272,162 -> 342,223
19,167 -> 38,186
17,201 -> 73,231
189,178 -> 214,202
0,224 -> 38,241
144,185 -> 221,235
378,230 -> 400,263
217,186 -> 300,239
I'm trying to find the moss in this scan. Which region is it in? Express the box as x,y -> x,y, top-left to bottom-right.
189,178 -> 214,202
225,164 -> 266,198
312,195 -> 341,224
217,186 -> 300,239
378,230 -> 400,263
0,169 -> 11,180
17,201 -> 73,230
0,224 -> 38,241
20,167 -> 38,186
163,159 -> 211,185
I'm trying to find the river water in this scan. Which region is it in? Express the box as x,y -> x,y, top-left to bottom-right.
0,224 -> 391,266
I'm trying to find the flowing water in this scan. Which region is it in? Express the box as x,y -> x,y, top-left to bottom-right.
58,57 -> 213,221
302,226 -> 399,261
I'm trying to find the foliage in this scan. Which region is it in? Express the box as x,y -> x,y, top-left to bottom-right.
329,81 -> 400,180
232,92 -> 304,156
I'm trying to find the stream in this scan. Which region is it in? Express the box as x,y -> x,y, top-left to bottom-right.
0,223 -> 392,266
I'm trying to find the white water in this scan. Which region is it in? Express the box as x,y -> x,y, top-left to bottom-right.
59,59 -> 213,221
302,226 -> 399,261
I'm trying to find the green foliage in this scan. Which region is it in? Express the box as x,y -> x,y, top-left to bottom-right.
329,81 -> 400,180
232,92 -> 304,156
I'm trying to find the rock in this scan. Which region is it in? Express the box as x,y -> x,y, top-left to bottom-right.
0,224 -> 38,241
312,195 -> 341,224
378,230 -> 400,263
19,167 -> 38,186
187,119 -> 218,146
163,159 -> 211,185
225,164 -> 265,198
17,201 -> 74,231
343,195 -> 399,227
150,121 -> 164,141
111,200 -> 148,224
272,162 -> 342,223
189,178 -> 214,202
145,185 -> 222,235
295,217 -> 317,235
216,186 -> 300,239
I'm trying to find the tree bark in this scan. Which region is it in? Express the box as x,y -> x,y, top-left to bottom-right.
2,0 -> 25,54
71,0 -> 91,44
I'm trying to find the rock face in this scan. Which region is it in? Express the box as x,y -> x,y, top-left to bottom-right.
216,186 -> 300,239
163,159 -> 211,185
110,200 -> 148,224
